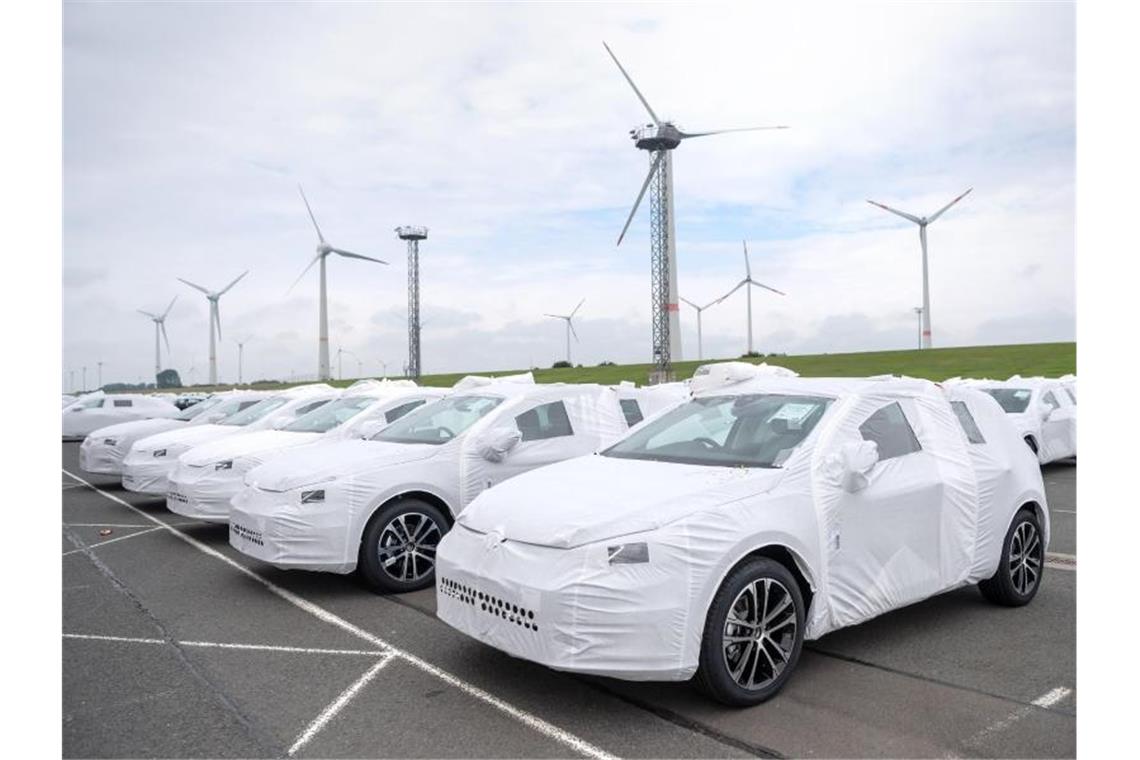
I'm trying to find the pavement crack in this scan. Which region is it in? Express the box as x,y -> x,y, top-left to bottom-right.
62,525 -> 288,758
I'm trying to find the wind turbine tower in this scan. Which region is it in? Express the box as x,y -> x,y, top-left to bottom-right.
604,41 -> 787,383
867,188 -> 972,349
716,241 -> 785,355
292,185 -> 388,381
544,299 -> 585,366
396,226 -> 428,379
680,296 -> 719,361
236,336 -> 253,385
178,271 -> 248,385
138,296 -> 177,383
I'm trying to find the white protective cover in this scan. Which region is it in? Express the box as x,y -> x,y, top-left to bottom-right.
955,376 -> 1076,464
613,381 -> 690,428
121,384 -> 336,495
62,394 -> 78,408
78,391 -> 267,475
435,377 -> 1046,682
228,381 -> 628,574
63,393 -> 181,440
167,382 -> 446,523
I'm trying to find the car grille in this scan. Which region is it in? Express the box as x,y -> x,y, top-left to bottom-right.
439,576 -> 538,632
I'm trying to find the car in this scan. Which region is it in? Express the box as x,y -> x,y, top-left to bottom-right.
120,384 -> 337,495
166,380 -> 447,523
63,393 -> 181,441
959,376 -> 1076,464
435,375 -> 1048,706
78,391 -> 269,476
229,378 -> 639,593
613,381 -> 689,427
62,394 -> 78,408
173,392 -> 211,410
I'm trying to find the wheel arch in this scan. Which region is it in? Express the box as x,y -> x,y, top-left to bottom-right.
703,541 -> 818,631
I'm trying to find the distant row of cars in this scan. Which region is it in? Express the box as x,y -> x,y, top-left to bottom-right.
68,366 -> 1072,705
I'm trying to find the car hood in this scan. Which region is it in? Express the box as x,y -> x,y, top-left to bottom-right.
180,430 -> 321,467
458,454 -> 786,549
244,439 -> 440,492
133,424 -> 240,453
89,418 -> 187,441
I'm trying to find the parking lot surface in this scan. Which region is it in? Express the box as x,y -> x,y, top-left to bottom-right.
62,443 -> 1075,758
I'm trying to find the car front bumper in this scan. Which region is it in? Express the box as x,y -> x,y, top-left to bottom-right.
228,486 -> 355,574
79,438 -> 124,475
166,464 -> 243,523
121,457 -> 175,495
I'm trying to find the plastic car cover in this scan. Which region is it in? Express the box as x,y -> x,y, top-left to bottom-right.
229,381 -> 628,574
435,377 -> 1046,682
953,376 -> 1076,464
63,393 -> 181,440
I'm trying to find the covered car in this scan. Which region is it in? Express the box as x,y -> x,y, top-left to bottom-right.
229,380 -> 628,593
63,393 -> 181,441
121,384 -> 336,495
436,376 -> 1047,706
613,381 -> 690,428
62,394 -> 78,408
167,381 -> 446,523
961,376 -> 1076,464
79,391 -> 268,476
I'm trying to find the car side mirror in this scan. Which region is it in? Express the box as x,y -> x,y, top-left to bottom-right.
476,427 -> 522,463
825,440 -> 880,493
269,415 -> 292,430
356,420 -> 385,440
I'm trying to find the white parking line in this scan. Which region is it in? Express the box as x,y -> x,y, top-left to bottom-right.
288,653 -> 397,756
65,522 -> 159,528
62,526 -> 163,556
960,686 -> 1072,752
1032,686 -> 1073,708
63,633 -> 386,657
62,469 -> 618,760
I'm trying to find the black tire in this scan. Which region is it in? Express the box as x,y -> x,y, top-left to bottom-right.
358,498 -> 449,593
979,507 -> 1044,606
695,558 -> 805,706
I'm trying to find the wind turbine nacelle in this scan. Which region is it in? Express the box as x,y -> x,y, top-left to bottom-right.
317,243 -> 333,255
631,123 -> 682,151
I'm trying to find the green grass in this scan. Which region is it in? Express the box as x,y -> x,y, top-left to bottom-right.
163,342 -> 1075,393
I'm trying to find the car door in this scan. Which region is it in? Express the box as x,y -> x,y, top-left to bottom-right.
479,398 -> 584,493
1039,389 -> 1076,460
826,399 -> 946,628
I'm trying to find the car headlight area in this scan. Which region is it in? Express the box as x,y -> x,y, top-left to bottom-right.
166,459 -> 250,523
228,480 -> 355,574
435,523 -> 697,682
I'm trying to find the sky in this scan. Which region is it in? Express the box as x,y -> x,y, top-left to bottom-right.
62,1 -> 1075,388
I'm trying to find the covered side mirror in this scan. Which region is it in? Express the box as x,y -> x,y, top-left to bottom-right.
476,427 -> 522,463
269,415 -> 292,430
824,440 -> 880,493
355,420 -> 386,440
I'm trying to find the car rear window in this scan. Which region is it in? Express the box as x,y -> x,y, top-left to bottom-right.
950,401 -> 986,444
859,402 -> 922,460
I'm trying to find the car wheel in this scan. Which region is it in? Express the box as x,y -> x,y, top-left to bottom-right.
979,508 -> 1044,606
695,558 -> 804,706
358,498 -> 449,593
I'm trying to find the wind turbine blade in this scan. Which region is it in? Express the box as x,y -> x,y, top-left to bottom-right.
617,151 -> 665,246
602,42 -> 659,124
287,254 -> 321,294
177,277 -> 211,295
926,187 -> 973,223
138,310 -> 158,319
161,295 -> 178,319
569,321 -> 579,342
298,184 -> 326,243
714,280 -> 747,305
749,281 -> 787,296
160,322 -> 171,353
542,314 -> 564,320
866,200 -> 922,225
743,240 -> 752,278
678,125 -> 789,139
679,296 -> 699,310
332,248 -> 388,265
219,270 -> 248,295
570,298 -> 585,318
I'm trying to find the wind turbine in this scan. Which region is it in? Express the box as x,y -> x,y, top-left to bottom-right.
867,188 -> 972,349
291,185 -> 388,381
604,41 -> 787,382
912,307 -> 923,350
680,296 -> 720,361
137,296 -> 177,383
715,241 -> 785,355
544,298 -> 584,366
235,336 -> 253,385
178,271 -> 248,385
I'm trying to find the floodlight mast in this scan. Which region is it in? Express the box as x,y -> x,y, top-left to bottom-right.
396,226 -> 428,379
605,41 -> 787,384
866,188 -> 972,349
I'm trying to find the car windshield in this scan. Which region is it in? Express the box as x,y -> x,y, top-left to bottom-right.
603,394 -> 832,468
983,388 -> 1033,414
72,396 -> 104,410
218,397 -> 288,426
283,395 -> 378,434
374,395 -> 503,445
175,395 -> 223,421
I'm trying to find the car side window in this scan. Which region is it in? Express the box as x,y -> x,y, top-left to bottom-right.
294,400 -> 330,417
515,401 -> 574,442
1065,388 -> 1076,405
385,399 -> 426,423
1042,391 -> 1060,411
113,399 -> 133,408
858,402 -> 922,460
950,401 -> 986,444
620,399 -> 644,427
